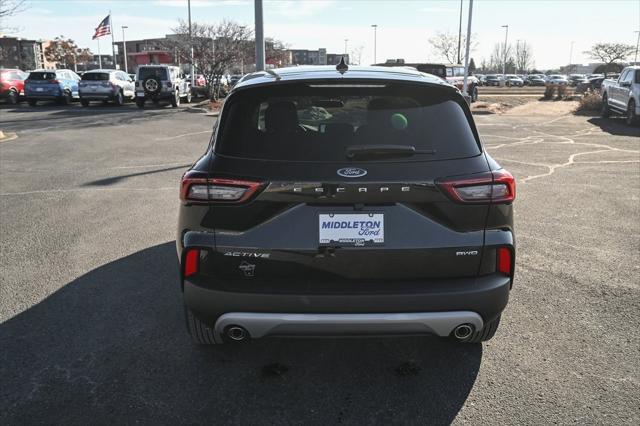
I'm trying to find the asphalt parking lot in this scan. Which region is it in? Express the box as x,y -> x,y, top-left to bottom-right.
1,102 -> 639,424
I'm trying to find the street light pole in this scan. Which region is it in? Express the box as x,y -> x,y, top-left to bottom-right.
371,24 -> 378,64
501,24 -> 509,77
635,31 -> 640,63
255,0 -> 265,71
457,0 -> 463,64
187,0 -> 195,87
462,0 -> 474,96
122,26 -> 129,74
569,41 -> 575,73
344,38 -> 348,56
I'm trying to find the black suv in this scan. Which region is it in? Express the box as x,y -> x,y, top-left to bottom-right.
177,64 -> 515,345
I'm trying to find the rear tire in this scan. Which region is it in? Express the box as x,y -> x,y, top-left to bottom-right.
136,98 -> 145,109
7,89 -> 18,105
27,99 -> 37,107
171,91 -> 180,107
185,306 -> 217,345
113,90 -> 124,106
461,315 -> 501,343
80,98 -> 89,107
60,91 -> 72,105
626,100 -> 638,126
601,94 -> 610,118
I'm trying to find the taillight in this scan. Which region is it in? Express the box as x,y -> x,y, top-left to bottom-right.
437,169 -> 515,204
48,79 -> 59,84
180,171 -> 263,203
183,248 -> 200,277
497,247 -> 512,276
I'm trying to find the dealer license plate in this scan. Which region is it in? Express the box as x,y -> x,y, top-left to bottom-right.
319,213 -> 384,246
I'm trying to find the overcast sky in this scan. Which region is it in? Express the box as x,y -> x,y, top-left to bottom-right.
10,0 -> 640,69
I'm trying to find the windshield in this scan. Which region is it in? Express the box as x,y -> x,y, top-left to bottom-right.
81,73 -> 110,81
216,82 -> 480,163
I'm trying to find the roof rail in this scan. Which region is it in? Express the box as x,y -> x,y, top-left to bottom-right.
265,69 -> 282,80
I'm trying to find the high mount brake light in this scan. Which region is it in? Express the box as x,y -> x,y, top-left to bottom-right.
437,169 -> 516,204
180,171 -> 263,203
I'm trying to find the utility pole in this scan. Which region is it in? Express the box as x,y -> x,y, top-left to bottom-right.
635,31 -> 640,63
255,0 -> 265,71
569,41 -> 575,73
122,26 -> 128,73
188,0 -> 195,87
371,24 -> 378,64
462,0 -> 473,96
457,0 -> 463,64
501,24 -> 509,77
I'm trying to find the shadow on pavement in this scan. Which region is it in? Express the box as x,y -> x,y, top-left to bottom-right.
0,242 -> 481,425
83,165 -> 190,187
587,117 -> 640,137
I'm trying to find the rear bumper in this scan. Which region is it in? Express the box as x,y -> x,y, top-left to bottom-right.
213,311 -> 483,343
79,92 -> 116,100
184,273 -> 511,333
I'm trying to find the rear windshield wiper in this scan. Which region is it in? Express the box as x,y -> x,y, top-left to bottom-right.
345,144 -> 436,159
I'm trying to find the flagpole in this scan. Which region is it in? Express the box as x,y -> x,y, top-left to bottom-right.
97,38 -> 102,69
109,11 -> 116,69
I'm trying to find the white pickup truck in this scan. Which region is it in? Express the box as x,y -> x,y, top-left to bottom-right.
601,66 -> 639,126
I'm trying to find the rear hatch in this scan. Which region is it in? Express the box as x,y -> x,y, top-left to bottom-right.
185,80 -> 496,284
79,72 -> 112,94
25,71 -> 60,96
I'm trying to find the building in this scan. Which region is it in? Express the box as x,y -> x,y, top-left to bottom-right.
288,48 -> 348,66
0,36 -> 48,70
113,34 -> 194,73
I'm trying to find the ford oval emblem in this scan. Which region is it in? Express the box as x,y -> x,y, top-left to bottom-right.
337,167 -> 367,178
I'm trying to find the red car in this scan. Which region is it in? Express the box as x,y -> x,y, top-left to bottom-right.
1,69 -> 28,104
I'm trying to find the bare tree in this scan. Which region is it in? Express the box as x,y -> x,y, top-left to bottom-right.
349,45 -> 364,65
0,0 -> 26,32
166,19 -> 253,99
489,42 -> 514,73
515,41 -> 533,73
584,43 -> 635,77
429,31 -> 476,64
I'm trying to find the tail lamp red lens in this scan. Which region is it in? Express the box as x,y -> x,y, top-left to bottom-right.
184,248 -> 200,277
180,171 -> 263,203
437,169 -> 515,204
497,247 -> 512,276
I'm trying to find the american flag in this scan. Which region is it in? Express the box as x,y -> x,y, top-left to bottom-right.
92,15 -> 111,40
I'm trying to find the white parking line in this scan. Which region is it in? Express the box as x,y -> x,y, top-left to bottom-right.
154,130 -> 210,141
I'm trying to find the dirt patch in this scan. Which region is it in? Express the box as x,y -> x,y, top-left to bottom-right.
472,95 -> 536,115
505,100 -> 579,116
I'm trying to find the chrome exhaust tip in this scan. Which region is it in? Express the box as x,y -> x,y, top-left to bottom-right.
453,324 -> 474,340
226,325 -> 248,341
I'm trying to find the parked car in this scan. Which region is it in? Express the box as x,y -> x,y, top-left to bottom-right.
135,64 -> 191,108
0,69 -> 28,104
444,64 -> 479,102
474,74 -> 486,86
576,76 -> 605,94
568,74 -> 588,87
484,74 -> 502,86
228,74 -> 243,87
190,74 -> 208,97
526,75 -> 546,86
128,73 -> 136,81
178,64 -> 516,346
601,66 -> 639,126
547,74 -> 569,85
24,69 -> 80,105
78,69 -> 135,106
505,75 -> 524,87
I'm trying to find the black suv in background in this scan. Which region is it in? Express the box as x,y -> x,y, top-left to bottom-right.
177,64 -> 515,346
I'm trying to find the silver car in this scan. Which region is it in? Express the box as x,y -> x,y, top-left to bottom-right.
79,69 -> 135,106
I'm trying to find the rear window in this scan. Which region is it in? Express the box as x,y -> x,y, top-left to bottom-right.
216,82 -> 480,162
28,72 -> 56,80
138,67 -> 168,80
81,72 -> 110,81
